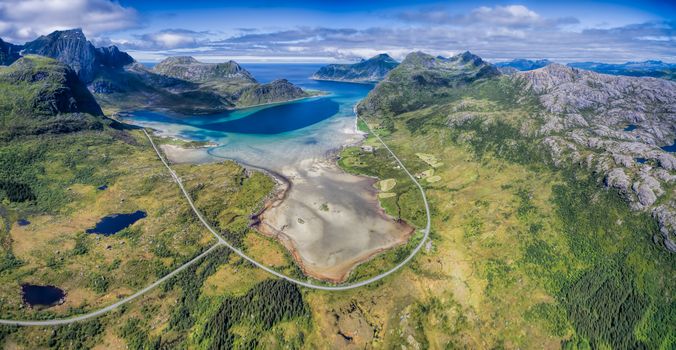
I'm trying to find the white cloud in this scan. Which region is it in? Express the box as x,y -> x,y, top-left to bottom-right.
0,0 -> 139,43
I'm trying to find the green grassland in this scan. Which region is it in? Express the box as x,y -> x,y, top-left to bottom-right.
324,77 -> 674,348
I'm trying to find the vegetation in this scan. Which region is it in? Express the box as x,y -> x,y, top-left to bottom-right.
199,279 -> 308,349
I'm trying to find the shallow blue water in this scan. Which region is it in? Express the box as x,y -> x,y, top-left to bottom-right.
124,64 -> 373,169
86,210 -> 147,236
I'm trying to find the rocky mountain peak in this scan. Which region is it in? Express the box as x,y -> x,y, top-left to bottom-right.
22,29 -> 98,82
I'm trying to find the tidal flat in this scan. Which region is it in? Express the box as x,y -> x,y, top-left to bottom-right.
127,65 -> 418,282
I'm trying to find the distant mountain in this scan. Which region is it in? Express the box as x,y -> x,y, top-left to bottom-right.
152,56 -> 256,84
358,51 -> 500,117
312,53 -> 399,83
0,55 -> 104,140
0,38 -> 22,66
0,30 -> 310,114
567,60 -> 675,80
494,58 -> 552,72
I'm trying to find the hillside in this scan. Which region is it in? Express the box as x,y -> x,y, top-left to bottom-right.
312,53 -> 399,83
358,51 -> 500,117
0,56 -> 105,140
350,51 -> 675,348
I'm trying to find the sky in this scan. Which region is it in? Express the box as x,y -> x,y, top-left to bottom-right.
0,0 -> 674,63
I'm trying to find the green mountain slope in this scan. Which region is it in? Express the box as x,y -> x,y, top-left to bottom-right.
358,51 -> 500,117
351,50 -> 675,348
0,56 -> 105,140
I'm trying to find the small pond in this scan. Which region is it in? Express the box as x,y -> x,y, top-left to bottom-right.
86,210 -> 147,236
21,284 -> 65,307
97,185 -> 108,191
624,124 -> 637,131
661,139 -> 676,153
636,158 -> 647,164
17,219 -> 30,226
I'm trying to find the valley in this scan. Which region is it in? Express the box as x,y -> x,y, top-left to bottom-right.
0,11 -> 674,348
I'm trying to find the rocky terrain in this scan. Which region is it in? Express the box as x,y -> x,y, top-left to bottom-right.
312,53 -> 399,83
494,57 -> 675,80
514,64 -> 676,251
359,52 -> 676,252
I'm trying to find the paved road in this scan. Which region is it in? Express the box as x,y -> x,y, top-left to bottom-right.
0,119 -> 431,326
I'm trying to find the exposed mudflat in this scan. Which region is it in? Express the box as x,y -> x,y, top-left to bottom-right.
256,158 -> 413,282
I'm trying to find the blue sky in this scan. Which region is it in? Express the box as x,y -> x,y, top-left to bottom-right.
0,0 -> 674,63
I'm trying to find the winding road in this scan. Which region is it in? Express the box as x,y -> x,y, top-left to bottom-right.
0,117 -> 431,326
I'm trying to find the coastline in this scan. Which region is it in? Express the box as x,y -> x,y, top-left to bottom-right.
310,76 -> 378,85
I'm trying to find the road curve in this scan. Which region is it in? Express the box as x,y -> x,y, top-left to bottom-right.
0,117 -> 431,325
0,244 -> 221,326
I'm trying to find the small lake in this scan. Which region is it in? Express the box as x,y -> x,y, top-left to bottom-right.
661,139 -> 676,153
21,284 -> 65,307
17,219 -> 30,226
624,124 -> 637,131
86,210 -> 147,236
636,158 -> 647,164
97,185 -> 108,190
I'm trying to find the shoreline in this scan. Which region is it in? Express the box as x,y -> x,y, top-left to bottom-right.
146,103 -> 417,284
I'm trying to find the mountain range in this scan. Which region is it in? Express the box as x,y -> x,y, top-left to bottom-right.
494,58 -> 675,80
311,53 -> 399,83
0,29 -> 309,114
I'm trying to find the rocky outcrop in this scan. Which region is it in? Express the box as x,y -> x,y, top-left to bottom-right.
22,29 -> 98,82
0,38 -> 22,66
515,64 -> 676,251
312,53 -> 399,83
152,56 -> 255,84
95,46 -> 134,69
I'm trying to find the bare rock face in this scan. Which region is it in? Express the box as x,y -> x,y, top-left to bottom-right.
22,29 -> 98,83
517,64 -> 676,252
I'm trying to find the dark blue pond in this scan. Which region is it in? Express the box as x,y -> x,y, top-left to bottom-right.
21,284 -> 65,307
17,219 -> 30,226
97,185 -> 108,190
636,158 -> 647,164
624,124 -> 637,131
661,139 -> 676,153
86,210 -> 147,236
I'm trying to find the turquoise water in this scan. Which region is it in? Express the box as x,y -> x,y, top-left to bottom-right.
123,64 -> 374,169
